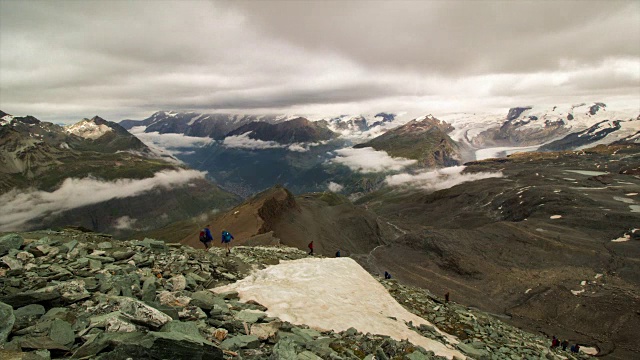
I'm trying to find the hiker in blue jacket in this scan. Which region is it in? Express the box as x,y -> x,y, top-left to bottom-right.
199,225 -> 214,249
221,230 -> 234,255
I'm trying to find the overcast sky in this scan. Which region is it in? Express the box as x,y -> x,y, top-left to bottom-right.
1,0 -> 638,123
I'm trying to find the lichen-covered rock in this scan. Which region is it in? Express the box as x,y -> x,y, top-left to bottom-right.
17,319 -> 75,351
13,304 -> 46,331
115,297 -> 172,329
272,338 -> 298,360
235,309 -> 267,324
220,334 -> 260,350
250,321 -> 282,341
190,291 -> 227,312
0,234 -> 24,256
0,301 -> 15,345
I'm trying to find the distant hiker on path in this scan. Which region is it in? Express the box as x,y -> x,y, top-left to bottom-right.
199,225 -> 213,249
221,230 -> 234,255
308,241 -> 314,255
551,336 -> 559,348
445,292 -> 450,303
570,344 -> 580,353
384,271 -> 391,279
335,250 -> 341,257
561,340 -> 569,351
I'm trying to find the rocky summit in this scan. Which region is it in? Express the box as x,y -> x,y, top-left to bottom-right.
0,229 -> 593,360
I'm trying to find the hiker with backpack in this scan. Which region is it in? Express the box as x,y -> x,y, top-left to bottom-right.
221,230 -> 234,255
308,241 -> 314,255
199,225 -> 214,249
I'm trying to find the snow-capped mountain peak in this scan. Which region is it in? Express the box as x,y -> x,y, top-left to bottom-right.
65,117 -> 114,139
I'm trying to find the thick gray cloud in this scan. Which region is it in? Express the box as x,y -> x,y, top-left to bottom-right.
0,0 -> 638,122
229,1 -> 640,74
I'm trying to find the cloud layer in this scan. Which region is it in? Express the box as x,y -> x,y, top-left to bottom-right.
129,126 -> 213,155
222,132 -> 327,152
1,1 -> 638,122
0,169 -> 206,231
328,182 -> 344,192
385,166 -> 503,191
222,132 -> 284,150
330,147 -> 417,173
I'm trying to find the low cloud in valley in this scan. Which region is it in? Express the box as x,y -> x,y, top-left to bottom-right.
0,169 -> 206,231
330,147 -> 417,173
385,166 -> 503,191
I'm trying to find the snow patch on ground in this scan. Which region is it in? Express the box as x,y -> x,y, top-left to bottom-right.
1,114 -> 13,126
571,289 -> 585,296
564,170 -> 609,176
214,258 -> 464,359
581,346 -> 599,355
550,215 -> 563,219
612,233 -> 632,242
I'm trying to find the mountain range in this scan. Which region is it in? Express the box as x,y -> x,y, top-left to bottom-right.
1,102 -> 639,358
0,112 -> 238,235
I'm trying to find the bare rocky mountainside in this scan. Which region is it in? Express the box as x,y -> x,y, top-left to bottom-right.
356,143 -> 640,359
0,229 -> 594,360
141,142 -> 639,359
354,115 -> 466,167
145,186 -> 391,257
0,112 -> 239,235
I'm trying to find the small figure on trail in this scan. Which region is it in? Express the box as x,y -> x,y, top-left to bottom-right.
570,344 -> 580,353
561,340 -> 568,351
445,292 -> 450,303
221,230 -> 234,255
308,241 -> 314,255
199,225 -> 213,249
335,250 -> 341,257
384,271 -> 392,279
551,336 -> 559,348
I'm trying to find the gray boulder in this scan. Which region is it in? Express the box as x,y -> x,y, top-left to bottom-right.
457,342 -> 490,360
116,297 -> 172,329
0,301 -> 15,345
0,234 -> 24,256
17,319 -> 75,351
74,330 -> 223,360
13,304 -> 46,331
190,291 -> 229,314
235,309 -> 267,324
272,338 -> 298,360
220,334 -> 260,350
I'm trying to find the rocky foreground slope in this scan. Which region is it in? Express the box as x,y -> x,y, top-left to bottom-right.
0,230 -> 592,360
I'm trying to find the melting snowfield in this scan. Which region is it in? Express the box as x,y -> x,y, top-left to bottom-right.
214,257 -> 464,359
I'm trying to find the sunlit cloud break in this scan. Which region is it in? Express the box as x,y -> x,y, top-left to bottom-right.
385,166 -> 503,191
330,147 -> 417,173
0,169 -> 206,231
